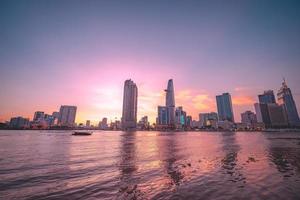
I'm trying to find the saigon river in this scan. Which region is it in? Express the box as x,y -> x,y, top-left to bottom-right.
0,130 -> 300,200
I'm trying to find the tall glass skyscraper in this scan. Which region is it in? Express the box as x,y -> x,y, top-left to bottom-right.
157,79 -> 176,128
277,79 -> 300,126
165,79 -> 175,127
157,106 -> 169,125
122,79 -> 138,129
258,90 -> 276,104
216,93 -> 234,122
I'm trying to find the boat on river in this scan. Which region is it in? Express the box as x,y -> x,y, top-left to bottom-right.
72,131 -> 93,136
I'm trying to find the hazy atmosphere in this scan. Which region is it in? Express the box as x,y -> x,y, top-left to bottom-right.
1,0 -> 300,124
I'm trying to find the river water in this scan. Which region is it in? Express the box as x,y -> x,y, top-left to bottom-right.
0,130 -> 300,200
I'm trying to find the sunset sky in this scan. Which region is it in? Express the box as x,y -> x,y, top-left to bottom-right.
1,0 -> 300,124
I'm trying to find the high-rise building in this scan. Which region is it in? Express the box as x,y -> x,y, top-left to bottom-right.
186,116 -> 192,128
241,111 -> 257,125
255,103 -> 271,126
254,103 -> 288,128
258,90 -> 276,104
58,105 -> 77,127
175,106 -> 186,128
121,79 -> 138,129
216,93 -> 234,122
33,111 -> 44,122
267,104 -> 288,128
277,79 -> 300,126
157,106 -> 169,125
165,79 -> 175,126
157,79 -> 176,129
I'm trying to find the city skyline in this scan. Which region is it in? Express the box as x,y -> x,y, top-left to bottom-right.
2,1 -> 300,200
2,79 -> 298,125
1,1 -> 300,124
1,78 -> 299,126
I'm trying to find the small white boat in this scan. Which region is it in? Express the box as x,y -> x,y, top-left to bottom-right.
72,131 -> 93,136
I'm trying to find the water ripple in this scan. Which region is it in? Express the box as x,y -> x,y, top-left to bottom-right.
1,131 -> 300,200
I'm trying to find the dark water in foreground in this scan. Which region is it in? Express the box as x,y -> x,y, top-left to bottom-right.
1,131 -> 300,200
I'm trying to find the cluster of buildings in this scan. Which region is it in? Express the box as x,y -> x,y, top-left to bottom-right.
121,78 -> 299,131
2,78 -> 299,131
120,79 -> 193,131
254,80 -> 300,129
156,79 -> 193,130
198,79 -> 299,131
7,105 -> 77,129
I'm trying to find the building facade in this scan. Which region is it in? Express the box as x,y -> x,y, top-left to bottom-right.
267,103 -> 288,128
175,106 -> 186,129
165,79 -> 175,127
99,118 -> 108,129
33,111 -> 45,122
137,116 -> 149,130
186,116 -> 192,129
157,106 -> 169,125
241,111 -> 257,125
58,105 -> 77,127
254,102 -> 288,128
199,112 -> 218,128
9,117 -> 30,129
121,79 -> 138,129
258,90 -> 276,104
216,93 -> 234,122
277,79 -> 300,126
157,79 -> 176,129
86,120 -> 91,127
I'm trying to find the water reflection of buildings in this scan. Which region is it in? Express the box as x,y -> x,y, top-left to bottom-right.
220,132 -> 245,184
267,135 -> 300,175
265,135 -> 300,199
158,133 -> 184,187
117,132 -> 141,199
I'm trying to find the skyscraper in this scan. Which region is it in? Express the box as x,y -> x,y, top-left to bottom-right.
121,79 -> 138,129
216,93 -> 234,122
258,90 -> 276,104
277,79 -> 300,126
267,103 -> 288,128
175,106 -> 186,128
254,103 -> 288,128
157,106 -> 169,125
255,103 -> 271,125
186,116 -> 192,128
58,105 -> 77,127
165,79 -> 175,127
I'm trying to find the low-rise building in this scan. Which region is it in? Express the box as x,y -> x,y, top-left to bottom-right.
9,117 -> 30,129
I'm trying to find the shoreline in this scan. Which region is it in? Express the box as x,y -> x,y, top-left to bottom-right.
1,129 -> 300,133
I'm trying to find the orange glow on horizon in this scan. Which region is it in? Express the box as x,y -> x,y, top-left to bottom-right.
0,88 -> 262,124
